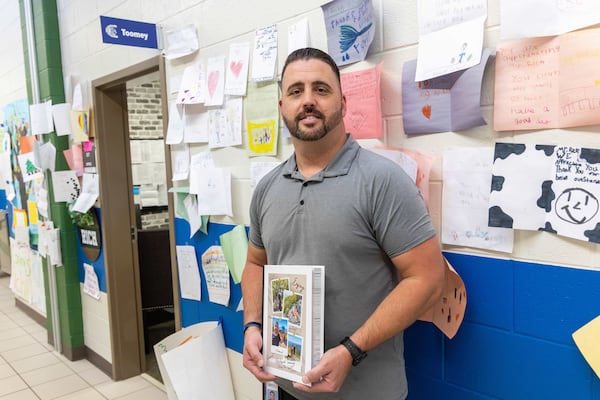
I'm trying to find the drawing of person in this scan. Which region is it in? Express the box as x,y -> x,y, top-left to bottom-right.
458,42 -> 468,63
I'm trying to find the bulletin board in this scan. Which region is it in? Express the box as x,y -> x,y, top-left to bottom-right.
174,217 -> 244,353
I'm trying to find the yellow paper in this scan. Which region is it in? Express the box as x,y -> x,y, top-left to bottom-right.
13,208 -> 28,228
244,81 -> 279,156
247,120 -> 277,156
27,201 -> 38,225
573,315 -> 600,379
70,109 -> 92,143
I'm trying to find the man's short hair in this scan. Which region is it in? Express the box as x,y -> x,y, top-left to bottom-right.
281,47 -> 340,85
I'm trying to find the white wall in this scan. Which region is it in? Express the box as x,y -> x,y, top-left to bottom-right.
79,286 -> 112,362
0,0 -> 27,113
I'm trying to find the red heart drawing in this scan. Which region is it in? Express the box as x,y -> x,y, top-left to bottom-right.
208,70 -> 219,98
422,104 -> 432,119
230,61 -> 243,78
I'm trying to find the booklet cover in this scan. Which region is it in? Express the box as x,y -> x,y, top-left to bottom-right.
263,264 -> 325,385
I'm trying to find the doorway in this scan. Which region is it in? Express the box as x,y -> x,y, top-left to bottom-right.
92,56 -> 180,381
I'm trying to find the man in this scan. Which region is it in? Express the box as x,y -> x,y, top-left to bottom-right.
272,320 -> 281,346
242,47 -> 446,400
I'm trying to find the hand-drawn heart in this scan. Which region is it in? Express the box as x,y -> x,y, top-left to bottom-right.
422,104 -> 432,119
346,112 -> 367,130
230,61 -> 243,78
208,71 -> 219,98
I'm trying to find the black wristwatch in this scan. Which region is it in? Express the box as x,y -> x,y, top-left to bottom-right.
340,336 -> 367,366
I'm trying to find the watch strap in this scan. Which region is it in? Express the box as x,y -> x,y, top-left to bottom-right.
243,321 -> 262,334
340,336 -> 367,366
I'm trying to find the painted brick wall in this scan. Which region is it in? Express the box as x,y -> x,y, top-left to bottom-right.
405,252 -> 600,399
0,0 -> 27,109
127,76 -> 168,229
126,80 -> 163,140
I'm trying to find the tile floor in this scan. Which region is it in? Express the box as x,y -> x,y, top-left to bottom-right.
0,273 -> 168,400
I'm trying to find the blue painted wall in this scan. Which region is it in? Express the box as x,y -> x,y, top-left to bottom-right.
173,220 -> 600,399
0,189 -> 6,210
405,252 -> 600,399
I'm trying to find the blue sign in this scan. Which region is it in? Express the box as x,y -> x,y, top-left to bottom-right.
100,16 -> 158,49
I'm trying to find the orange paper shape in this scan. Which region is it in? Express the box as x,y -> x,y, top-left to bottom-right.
419,257 -> 467,339
19,135 -> 36,154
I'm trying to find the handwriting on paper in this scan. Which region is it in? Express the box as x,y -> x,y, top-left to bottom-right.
494,28 -> 600,131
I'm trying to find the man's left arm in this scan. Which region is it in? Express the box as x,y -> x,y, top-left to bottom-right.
347,235 -> 446,352
295,236 -> 446,392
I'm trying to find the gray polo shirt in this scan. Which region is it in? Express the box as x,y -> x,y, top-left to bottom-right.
249,134 -> 436,400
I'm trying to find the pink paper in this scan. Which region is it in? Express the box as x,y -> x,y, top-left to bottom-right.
63,143 -> 83,176
341,63 -> 382,139
494,28 -> 600,131
374,146 -> 434,210
83,140 -> 94,152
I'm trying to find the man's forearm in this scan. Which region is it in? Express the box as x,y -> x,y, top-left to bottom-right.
351,274 -> 443,352
241,263 -> 265,324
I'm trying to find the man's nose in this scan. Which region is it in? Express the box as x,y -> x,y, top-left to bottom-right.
301,89 -> 317,106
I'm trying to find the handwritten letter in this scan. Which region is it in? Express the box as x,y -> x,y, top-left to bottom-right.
176,245 -> 202,301
340,63 -> 382,139
494,28 -> 600,131
442,147 -> 513,253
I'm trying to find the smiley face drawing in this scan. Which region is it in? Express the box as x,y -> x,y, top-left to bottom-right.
555,188 -> 599,224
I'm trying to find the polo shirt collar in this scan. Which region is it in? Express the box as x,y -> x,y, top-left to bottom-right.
283,134 -> 359,182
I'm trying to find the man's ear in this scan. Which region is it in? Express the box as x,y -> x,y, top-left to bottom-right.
278,99 -> 283,108
341,94 -> 347,117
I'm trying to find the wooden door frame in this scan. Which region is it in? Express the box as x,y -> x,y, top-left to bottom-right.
92,55 -> 180,380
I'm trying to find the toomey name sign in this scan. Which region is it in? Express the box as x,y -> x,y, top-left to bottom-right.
100,15 -> 159,49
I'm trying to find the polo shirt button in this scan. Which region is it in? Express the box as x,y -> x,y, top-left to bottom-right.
300,200 -> 304,205
303,182 -> 308,187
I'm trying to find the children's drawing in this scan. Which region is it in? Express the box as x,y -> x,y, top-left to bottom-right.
489,142 -> 600,243
3,98 -> 31,209
401,48 -> 492,134
450,42 -> 473,64
421,104 -> 432,119
247,120 -> 277,156
339,23 -> 373,62
322,0 -> 375,66
224,44 -> 251,90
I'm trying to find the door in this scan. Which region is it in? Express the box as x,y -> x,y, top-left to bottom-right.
92,56 -> 180,380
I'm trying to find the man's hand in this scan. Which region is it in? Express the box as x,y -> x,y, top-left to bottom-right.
292,344 -> 352,393
242,328 -> 277,382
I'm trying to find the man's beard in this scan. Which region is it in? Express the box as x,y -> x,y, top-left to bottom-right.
283,106 -> 344,142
